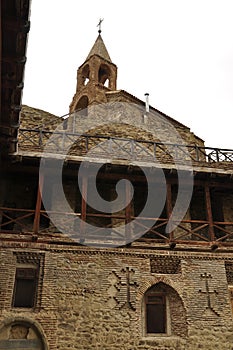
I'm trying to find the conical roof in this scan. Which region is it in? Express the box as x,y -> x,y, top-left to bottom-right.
86,34 -> 112,62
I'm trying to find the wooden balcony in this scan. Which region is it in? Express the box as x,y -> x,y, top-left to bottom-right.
1,206 -> 233,248
3,128 -> 232,248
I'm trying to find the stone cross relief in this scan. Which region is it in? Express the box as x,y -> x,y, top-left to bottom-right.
199,272 -> 220,316
107,267 -> 139,310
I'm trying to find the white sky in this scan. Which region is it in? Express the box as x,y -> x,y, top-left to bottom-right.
22,0 -> 233,149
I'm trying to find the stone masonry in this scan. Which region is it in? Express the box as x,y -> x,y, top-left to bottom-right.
0,31 -> 233,350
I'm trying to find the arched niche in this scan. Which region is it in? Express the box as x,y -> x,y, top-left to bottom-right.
81,64 -> 90,86
75,95 -> 88,116
0,318 -> 48,350
98,64 -> 111,87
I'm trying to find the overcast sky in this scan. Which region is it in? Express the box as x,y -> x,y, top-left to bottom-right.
22,0 -> 233,149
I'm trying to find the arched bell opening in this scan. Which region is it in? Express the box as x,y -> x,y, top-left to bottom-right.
81,64 -> 90,86
98,64 -> 111,88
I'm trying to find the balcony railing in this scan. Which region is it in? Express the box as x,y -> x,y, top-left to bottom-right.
1,206 -> 233,246
17,128 -> 233,163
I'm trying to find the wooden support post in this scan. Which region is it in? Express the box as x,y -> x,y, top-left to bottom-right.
166,182 -> 173,241
33,172 -> 44,234
80,175 -> 87,242
204,183 -> 215,241
125,180 -> 132,242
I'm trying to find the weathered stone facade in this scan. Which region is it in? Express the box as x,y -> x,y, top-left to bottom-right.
0,31 -> 233,350
0,246 -> 233,349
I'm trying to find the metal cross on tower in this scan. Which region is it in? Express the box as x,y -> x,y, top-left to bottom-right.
97,18 -> 104,34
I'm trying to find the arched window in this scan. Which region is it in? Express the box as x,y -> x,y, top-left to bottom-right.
81,64 -> 90,86
143,282 -> 187,337
145,283 -> 168,334
146,291 -> 167,333
0,319 -> 47,349
98,64 -> 111,87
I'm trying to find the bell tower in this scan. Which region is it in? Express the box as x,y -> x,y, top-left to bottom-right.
69,26 -> 117,114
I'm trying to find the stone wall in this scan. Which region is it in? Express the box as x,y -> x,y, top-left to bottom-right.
0,246 -> 233,350
17,102 -> 206,166
67,101 -> 205,163
18,105 -> 62,152
19,105 -> 61,130
16,104 -> 233,174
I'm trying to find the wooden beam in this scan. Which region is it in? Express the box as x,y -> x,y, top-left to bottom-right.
204,184 -> 215,241
80,176 -> 87,242
33,173 -> 44,234
125,180 -> 132,242
166,181 -> 173,240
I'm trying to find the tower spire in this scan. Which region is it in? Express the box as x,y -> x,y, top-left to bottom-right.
97,18 -> 104,34
69,22 -> 117,114
85,31 -> 112,63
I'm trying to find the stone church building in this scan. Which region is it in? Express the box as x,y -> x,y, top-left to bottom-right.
1,2 -> 233,349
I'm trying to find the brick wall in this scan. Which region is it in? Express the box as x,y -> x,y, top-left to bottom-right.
0,246 -> 233,350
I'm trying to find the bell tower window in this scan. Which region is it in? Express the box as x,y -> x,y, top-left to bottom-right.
98,64 -> 111,87
82,64 -> 90,86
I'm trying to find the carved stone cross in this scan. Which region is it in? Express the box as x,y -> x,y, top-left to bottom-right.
199,272 -> 219,314
115,266 -> 139,310
123,267 -> 137,310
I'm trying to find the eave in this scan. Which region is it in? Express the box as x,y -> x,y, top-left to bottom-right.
0,0 -> 31,156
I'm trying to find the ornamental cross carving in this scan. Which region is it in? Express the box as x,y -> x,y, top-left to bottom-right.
113,267 -> 139,311
199,272 -> 219,316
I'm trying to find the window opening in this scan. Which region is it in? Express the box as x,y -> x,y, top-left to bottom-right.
12,267 -> 38,308
146,293 -> 166,334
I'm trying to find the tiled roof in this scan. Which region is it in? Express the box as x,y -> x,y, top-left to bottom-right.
86,34 -> 112,62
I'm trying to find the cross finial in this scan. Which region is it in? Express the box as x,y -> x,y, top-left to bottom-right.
97,18 -> 104,34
